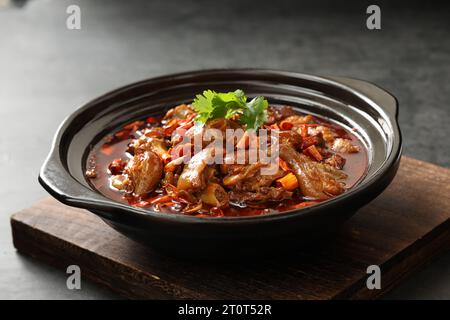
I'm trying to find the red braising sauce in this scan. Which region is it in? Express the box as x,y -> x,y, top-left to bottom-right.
86,107 -> 368,217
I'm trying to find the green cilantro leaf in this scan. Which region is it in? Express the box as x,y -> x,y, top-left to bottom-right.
239,96 -> 269,130
192,89 -> 268,131
192,90 -> 216,124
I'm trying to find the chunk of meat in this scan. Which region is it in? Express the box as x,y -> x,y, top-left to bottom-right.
222,162 -> 265,187
221,143 -> 292,189
85,169 -> 97,178
175,125 -> 204,147
177,148 -> 214,191
308,125 -> 336,143
123,150 -> 163,196
206,118 -> 241,131
266,106 -> 296,124
230,187 -> 292,204
279,144 -> 347,200
278,130 -> 303,148
281,115 -> 315,127
132,135 -> 170,161
148,138 -> 171,160
163,104 -> 195,120
331,138 -> 360,153
200,183 -> 229,208
236,168 -> 286,192
173,118 -> 242,150
324,154 -> 346,169
108,158 -> 127,175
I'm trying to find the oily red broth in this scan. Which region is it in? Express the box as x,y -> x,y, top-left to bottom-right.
86,106 -> 368,217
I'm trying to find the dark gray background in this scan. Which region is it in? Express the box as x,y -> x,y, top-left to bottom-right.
1,0 -> 449,299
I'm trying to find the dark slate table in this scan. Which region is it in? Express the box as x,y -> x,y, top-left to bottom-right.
0,0 -> 449,299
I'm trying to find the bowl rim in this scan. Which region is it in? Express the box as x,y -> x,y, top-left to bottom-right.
39,68 -> 402,225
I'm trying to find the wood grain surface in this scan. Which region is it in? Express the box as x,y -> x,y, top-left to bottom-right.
10,156 -> 450,299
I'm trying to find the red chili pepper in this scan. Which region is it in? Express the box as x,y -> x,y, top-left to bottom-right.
279,121 -> 293,130
163,119 -> 180,136
299,124 -> 309,138
172,143 -> 193,159
210,207 -> 224,217
133,200 -> 150,208
287,201 -> 319,210
114,129 -> 132,141
186,113 -> 196,121
100,144 -> 113,155
123,120 -> 145,131
298,201 -> 319,208
278,158 -> 291,172
148,195 -> 173,204
144,127 -> 164,138
179,121 -> 194,130
174,196 -> 190,204
269,123 -> 280,130
146,116 -> 157,124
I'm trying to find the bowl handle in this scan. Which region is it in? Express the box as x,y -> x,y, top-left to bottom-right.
39,148 -> 108,209
325,76 -> 399,120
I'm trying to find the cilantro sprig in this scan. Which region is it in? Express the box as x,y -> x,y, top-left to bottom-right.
192,89 -> 268,130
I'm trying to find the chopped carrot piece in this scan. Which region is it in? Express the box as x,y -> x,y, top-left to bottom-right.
276,173 -> 299,191
123,121 -> 144,131
304,145 -> 323,161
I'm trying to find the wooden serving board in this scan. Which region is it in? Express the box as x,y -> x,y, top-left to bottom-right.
10,156 -> 450,299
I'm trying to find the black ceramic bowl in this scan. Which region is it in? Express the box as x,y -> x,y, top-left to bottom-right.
39,69 -> 401,257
